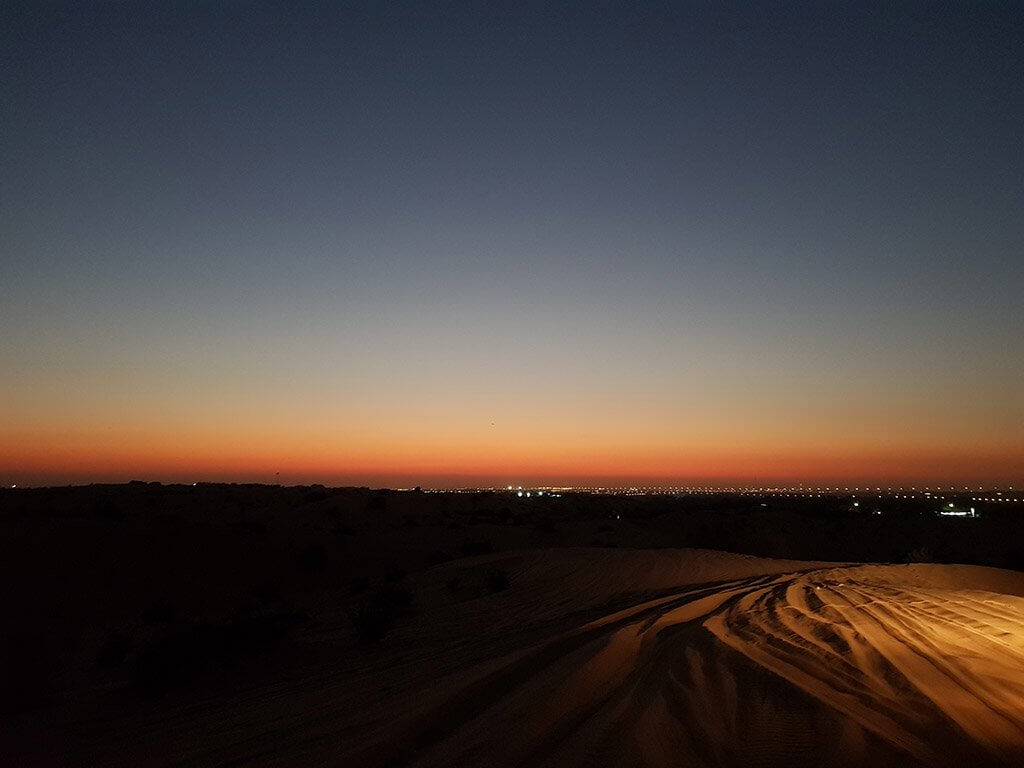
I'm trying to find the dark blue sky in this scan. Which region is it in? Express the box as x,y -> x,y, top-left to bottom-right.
3,1 -> 1022,485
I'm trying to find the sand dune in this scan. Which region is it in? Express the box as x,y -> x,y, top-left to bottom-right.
53,550 -> 1024,767
338,551 -> 1024,768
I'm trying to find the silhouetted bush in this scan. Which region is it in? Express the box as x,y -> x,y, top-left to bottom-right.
233,518 -> 267,536
91,499 -> 124,520
352,585 -> 412,647
295,543 -> 326,573
248,583 -> 279,606
1006,546 -> 1024,572
143,598 -> 177,626
135,615 -> 292,697
366,491 -> 389,511
461,538 -> 493,557
485,568 -> 509,593
906,545 -> 934,563
303,487 -> 329,504
2,633 -> 52,713
97,630 -> 132,669
426,550 -> 454,566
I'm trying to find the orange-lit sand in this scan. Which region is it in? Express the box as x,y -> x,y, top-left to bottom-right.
62,549 -> 1024,767
339,551 -> 1024,767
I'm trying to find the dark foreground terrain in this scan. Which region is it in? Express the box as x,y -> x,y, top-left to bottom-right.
3,484 -> 1024,766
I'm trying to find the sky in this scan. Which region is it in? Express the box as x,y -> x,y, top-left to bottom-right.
2,1 -> 1022,487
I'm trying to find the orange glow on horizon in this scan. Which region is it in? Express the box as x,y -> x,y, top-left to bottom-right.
5,349 -> 1020,488
4,419 -> 1020,487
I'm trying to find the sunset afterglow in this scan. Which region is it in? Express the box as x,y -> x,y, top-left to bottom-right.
2,3 -> 1021,488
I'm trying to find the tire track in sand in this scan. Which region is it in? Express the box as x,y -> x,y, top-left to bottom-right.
355,566 -> 1024,768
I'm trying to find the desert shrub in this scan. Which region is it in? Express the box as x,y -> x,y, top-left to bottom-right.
91,499 -> 124,520
461,538 -> 493,557
143,598 -> 177,625
295,543 -> 326,573
233,518 -> 267,536
906,545 -> 933,563
97,630 -> 133,669
366,491 -> 389,511
226,615 -> 292,656
135,615 -> 292,697
248,583 -> 279,606
1005,546 -> 1024,573
1,633 -> 52,713
352,585 -> 412,647
485,568 -> 509,593
426,550 -> 454,566
303,488 -> 328,504
135,632 -> 192,695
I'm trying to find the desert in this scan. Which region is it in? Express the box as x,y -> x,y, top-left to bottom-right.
4,484 -> 1024,766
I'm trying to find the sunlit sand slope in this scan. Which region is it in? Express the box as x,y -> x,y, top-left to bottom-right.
706,571 -> 1024,766
343,553 -> 1024,768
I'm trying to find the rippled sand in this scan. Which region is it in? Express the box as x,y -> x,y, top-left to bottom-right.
62,549 -> 1024,767
343,552 -> 1024,768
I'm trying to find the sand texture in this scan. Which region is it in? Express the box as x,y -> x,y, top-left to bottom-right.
42,548 -> 1024,767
